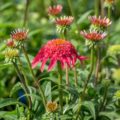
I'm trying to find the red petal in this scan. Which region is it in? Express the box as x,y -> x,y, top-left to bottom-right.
78,56 -> 88,61
40,58 -> 48,72
48,58 -> 57,71
32,55 -> 42,69
78,56 -> 88,64
65,57 -> 71,67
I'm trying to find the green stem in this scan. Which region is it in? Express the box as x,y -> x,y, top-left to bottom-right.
23,0 -> 30,27
12,61 -> 31,119
67,0 -> 75,18
67,0 -> 79,31
94,45 -> 100,86
99,85 -> 109,112
75,46 -> 94,119
66,64 -> 69,86
95,0 -> 99,16
57,62 -> 63,114
18,57 -> 29,86
74,66 -> 78,87
101,0 -> 105,17
21,45 -> 47,110
83,46 -> 94,96
108,7 -> 111,19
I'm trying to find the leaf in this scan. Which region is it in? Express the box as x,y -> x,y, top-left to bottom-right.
0,98 -> 26,109
82,101 -> 96,120
0,2 -> 13,11
0,63 -> 12,69
0,111 -> 17,120
45,82 -> 51,101
77,10 -> 93,24
18,93 -> 41,101
84,116 -> 93,120
99,112 -> 120,120
10,82 -> 23,97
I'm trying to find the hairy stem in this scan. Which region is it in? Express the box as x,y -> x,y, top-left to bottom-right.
12,61 -> 32,111
108,7 -> 111,19
95,0 -> 99,16
66,64 -> 69,86
57,62 -> 63,114
83,46 -> 94,94
21,45 -> 47,110
99,85 -> 109,112
94,45 -> 100,86
23,0 -> 30,27
74,66 -> 78,87
67,0 -> 79,31
101,0 -> 105,17
75,46 -> 94,119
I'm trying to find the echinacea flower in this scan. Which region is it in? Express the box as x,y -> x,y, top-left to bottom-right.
80,30 -> 107,41
88,16 -> 112,27
47,101 -> 58,112
11,29 -> 28,41
48,4 -> 62,15
6,40 -> 14,47
32,39 -> 86,72
55,16 -> 74,26
5,49 -> 19,59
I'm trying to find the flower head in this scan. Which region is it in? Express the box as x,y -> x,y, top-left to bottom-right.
48,4 -> 62,15
32,39 -> 86,72
5,49 -> 19,59
80,30 -> 107,41
46,101 -> 58,112
6,40 -> 14,47
55,16 -> 74,26
88,16 -> 112,27
11,29 -> 28,41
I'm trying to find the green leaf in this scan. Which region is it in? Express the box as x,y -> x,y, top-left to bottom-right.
0,63 -> 12,69
45,82 -> 51,101
10,82 -> 23,97
0,111 -> 17,120
99,112 -> 120,120
0,98 -> 26,109
77,10 -> 93,24
82,101 -> 96,120
0,2 -> 13,11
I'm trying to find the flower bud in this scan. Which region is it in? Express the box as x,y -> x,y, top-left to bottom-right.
46,101 -> 58,112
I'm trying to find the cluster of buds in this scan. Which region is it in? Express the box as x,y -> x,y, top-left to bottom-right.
80,15 -> 112,47
5,28 -> 28,61
47,4 -> 74,34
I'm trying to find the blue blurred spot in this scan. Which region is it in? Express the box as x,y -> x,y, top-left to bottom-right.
18,89 -> 27,104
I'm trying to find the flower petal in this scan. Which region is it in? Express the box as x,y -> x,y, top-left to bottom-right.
32,55 -> 41,69
48,58 -> 57,71
40,58 -> 48,72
